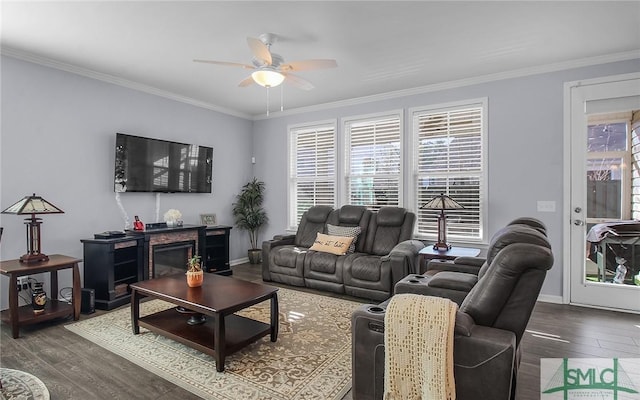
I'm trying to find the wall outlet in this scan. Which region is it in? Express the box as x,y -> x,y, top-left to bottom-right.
17,276 -> 29,291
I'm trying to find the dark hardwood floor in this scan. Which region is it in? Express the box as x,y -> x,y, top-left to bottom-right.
1,263 -> 639,399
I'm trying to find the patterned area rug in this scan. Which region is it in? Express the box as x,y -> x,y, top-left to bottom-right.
0,368 -> 50,400
65,288 -> 361,400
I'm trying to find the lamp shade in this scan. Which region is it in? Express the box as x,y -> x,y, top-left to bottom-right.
251,69 -> 285,88
2,193 -> 64,215
420,193 -> 464,211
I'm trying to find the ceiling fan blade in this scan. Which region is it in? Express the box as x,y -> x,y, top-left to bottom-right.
280,59 -> 337,72
238,76 -> 255,87
193,59 -> 255,69
247,37 -> 272,66
283,73 -> 314,91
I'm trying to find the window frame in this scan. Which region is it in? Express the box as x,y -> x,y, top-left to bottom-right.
287,119 -> 338,230
341,110 -> 404,210
585,113 -> 633,224
409,98 -> 488,244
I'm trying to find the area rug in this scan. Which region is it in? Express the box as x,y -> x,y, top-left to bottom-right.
65,288 -> 362,400
0,368 -> 50,400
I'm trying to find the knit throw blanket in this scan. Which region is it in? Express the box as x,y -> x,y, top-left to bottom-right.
383,294 -> 458,400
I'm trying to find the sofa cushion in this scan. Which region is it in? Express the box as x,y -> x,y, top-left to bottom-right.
349,255 -> 383,282
273,246 -> 306,269
309,233 -> 354,255
306,251 -> 341,274
327,223 -> 361,253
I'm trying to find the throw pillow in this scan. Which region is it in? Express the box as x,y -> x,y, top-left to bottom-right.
327,223 -> 361,253
309,233 -> 355,256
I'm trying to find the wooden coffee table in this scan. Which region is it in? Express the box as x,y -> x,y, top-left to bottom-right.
130,273 -> 278,372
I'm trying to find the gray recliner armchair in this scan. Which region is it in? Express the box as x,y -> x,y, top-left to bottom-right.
352,241 -> 554,400
424,216 -> 548,277
400,223 -> 551,305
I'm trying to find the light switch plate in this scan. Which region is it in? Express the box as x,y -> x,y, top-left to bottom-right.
537,200 -> 556,212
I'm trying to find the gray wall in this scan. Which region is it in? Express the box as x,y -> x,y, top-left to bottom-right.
0,55 -> 254,309
252,58 -> 640,300
2,53 -> 639,308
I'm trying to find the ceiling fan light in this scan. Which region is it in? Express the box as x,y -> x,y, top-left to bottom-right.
251,70 -> 285,88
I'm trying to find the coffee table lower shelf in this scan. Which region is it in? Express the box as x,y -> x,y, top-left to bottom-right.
138,308 -> 271,362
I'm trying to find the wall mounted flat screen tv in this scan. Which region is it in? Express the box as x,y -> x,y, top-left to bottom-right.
114,133 -> 213,193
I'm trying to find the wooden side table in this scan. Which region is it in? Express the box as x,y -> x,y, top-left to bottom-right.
419,246 -> 481,274
0,254 -> 81,338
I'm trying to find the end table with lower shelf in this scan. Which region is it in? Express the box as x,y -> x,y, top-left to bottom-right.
419,246 -> 481,274
0,254 -> 81,338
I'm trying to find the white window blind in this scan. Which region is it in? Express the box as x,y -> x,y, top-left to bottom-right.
289,123 -> 337,226
413,105 -> 484,241
345,114 -> 401,211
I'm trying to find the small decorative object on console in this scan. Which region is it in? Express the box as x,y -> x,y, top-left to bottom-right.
31,282 -> 47,314
133,215 -> 144,231
164,209 -> 182,228
200,213 -> 217,226
186,255 -> 203,287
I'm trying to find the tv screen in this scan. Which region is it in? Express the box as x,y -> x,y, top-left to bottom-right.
114,133 -> 213,193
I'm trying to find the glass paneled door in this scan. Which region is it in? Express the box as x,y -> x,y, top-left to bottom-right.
568,73 -> 640,312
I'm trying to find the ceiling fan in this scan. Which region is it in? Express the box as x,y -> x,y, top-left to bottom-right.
194,33 -> 337,90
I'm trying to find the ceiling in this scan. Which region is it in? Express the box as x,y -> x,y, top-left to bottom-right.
2,1 -> 639,118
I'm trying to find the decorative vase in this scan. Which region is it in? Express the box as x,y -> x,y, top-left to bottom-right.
32,282 -> 47,314
186,270 -> 203,287
166,220 -> 177,228
248,249 -> 262,264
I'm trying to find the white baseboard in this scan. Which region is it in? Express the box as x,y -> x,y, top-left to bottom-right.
230,257 -> 249,266
537,294 -> 564,304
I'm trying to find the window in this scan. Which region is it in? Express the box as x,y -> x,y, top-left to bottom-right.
412,100 -> 486,242
586,113 -> 633,223
344,112 -> 402,211
288,121 -> 337,227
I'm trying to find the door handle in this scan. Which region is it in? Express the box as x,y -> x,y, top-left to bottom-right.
574,220 -> 584,226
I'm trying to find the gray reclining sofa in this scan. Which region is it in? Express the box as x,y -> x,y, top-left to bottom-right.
262,205 -> 424,301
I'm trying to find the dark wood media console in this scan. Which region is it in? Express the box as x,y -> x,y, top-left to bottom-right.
81,225 -> 232,310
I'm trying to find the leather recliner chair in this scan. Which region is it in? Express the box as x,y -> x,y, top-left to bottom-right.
424,217 -> 548,277
351,241 -> 554,400
401,224 -> 551,305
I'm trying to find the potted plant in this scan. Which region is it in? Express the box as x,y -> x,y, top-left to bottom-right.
186,255 -> 203,287
232,178 -> 268,264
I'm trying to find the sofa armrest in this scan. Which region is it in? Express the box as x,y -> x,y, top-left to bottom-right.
454,256 -> 486,267
394,273 -> 474,305
273,233 -> 296,241
388,240 -> 425,280
426,259 -> 483,275
429,271 -> 478,292
453,323 -> 516,400
261,235 -> 296,281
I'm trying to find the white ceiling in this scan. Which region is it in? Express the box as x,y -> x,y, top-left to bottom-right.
2,1 -> 639,118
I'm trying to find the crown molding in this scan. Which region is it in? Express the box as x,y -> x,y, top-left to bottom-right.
0,46 -> 253,120
3,46 -> 638,122
256,49 -> 640,120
